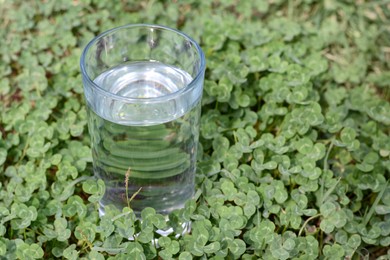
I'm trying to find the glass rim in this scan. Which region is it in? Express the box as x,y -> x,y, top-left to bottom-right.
80,23 -> 205,103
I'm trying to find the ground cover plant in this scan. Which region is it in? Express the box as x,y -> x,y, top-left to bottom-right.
0,0 -> 389,259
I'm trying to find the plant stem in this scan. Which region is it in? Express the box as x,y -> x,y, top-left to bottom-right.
362,180 -> 389,226
322,177 -> 341,203
320,137 -> 335,205
111,211 -> 131,222
125,168 -> 131,209
128,187 -> 142,207
298,214 -> 321,236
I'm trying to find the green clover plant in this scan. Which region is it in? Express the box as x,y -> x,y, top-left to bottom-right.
0,0 -> 389,259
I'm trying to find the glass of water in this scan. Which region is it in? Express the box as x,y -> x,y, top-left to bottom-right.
80,24 -> 205,217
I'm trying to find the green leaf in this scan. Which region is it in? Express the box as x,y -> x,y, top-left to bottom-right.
328,209 -> 347,228
0,149 -> 7,166
356,163 -> 374,172
270,235 -> 290,260
167,240 -> 180,255
126,242 -> 146,260
87,250 -> 105,260
203,241 -> 221,254
63,195 -> 87,218
74,222 -> 96,242
221,181 -> 237,198
195,230 -> 209,246
250,219 -> 275,245
179,251 -> 193,260
347,234 -> 361,249
320,202 -> 336,218
322,243 -> 345,259
141,207 -> 156,220
63,244 -> 78,260
320,220 -> 334,234
335,230 -> 348,244
246,190 -> 260,205
273,180 -> 288,204
189,240 -> 204,257
54,217 -> 71,241
16,242 -> 44,260
158,237 -> 171,248
158,249 -> 172,260
375,205 -> 390,215
228,239 -> 246,258
340,127 -> 356,144
380,236 -> 390,247
0,240 -> 6,256
82,179 -> 105,203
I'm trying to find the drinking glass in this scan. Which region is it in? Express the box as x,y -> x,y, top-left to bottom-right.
80,24 -> 205,217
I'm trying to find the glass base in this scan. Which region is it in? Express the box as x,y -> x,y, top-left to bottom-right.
98,205 -> 191,239
155,220 -> 192,237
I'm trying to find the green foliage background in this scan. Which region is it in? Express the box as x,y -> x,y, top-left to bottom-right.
0,0 -> 389,259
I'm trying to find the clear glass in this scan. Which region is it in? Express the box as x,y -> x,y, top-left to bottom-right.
80,24 -> 205,217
